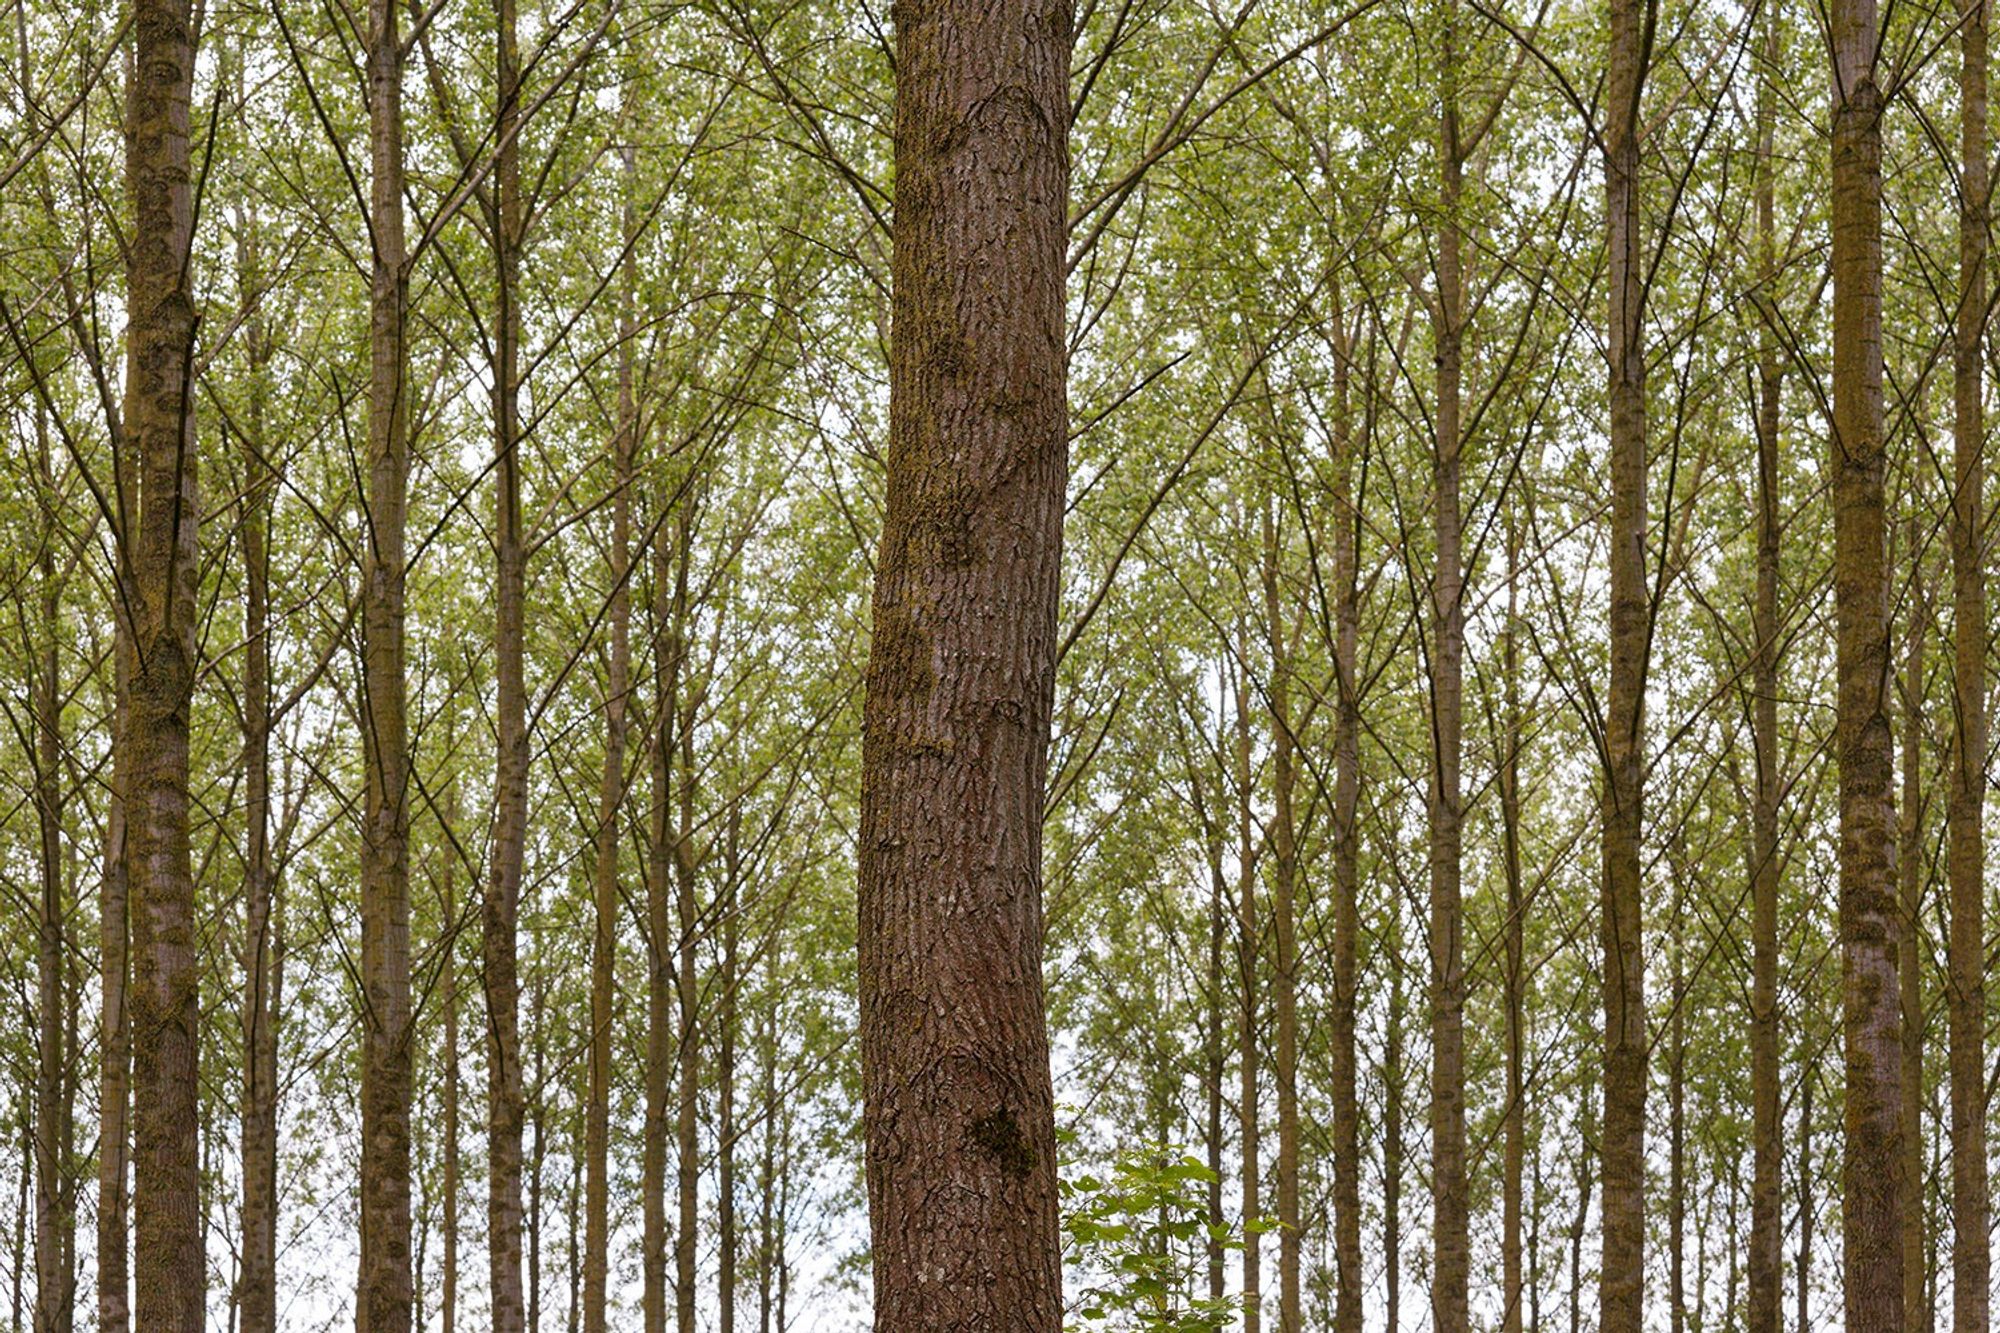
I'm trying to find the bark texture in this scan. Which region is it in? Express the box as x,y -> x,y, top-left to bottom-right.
484,1 -> 529,1323
1599,2 -> 1650,1328
1746,11 -> 1783,1326
358,0 -> 415,1322
856,0 -> 1069,1317
123,1 -> 204,1326
1829,1 -> 1907,1323
1949,1 -> 1991,1326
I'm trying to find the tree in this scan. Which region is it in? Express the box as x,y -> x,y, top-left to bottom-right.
854,0 -> 1070,1321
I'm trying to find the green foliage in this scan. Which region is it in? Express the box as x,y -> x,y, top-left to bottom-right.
1062,1143 -> 1262,1332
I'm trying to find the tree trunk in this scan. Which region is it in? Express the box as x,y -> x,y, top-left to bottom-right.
1234,658 -> 1261,1333
1385,907 -> 1405,1333
32,411 -> 71,1333
1260,502 -> 1299,1333
720,809 -> 741,1333
123,0 -> 204,1324
1828,2 -> 1907,1323
1205,841 -> 1227,1315
1949,0 -> 1991,1326
484,0 -> 529,1324
674,531 -> 699,1333
584,138 -> 638,1333
237,225 -> 282,1333
856,0 -> 1069,1316
442,779 -> 461,1333
358,0 -> 415,1320
1746,9 -> 1783,1325
98,562 -> 130,1333
1600,2 -> 1650,1328
644,497 -> 687,1333
1501,492 -> 1526,1333
1430,16 -> 1470,1325
1900,521 -> 1927,1333
1328,295 -> 1363,1333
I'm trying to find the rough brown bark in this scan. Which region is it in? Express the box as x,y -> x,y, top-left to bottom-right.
1429,18 -> 1470,1325
358,0 -> 415,1321
1599,2 -> 1650,1328
1949,1 -> 1991,1326
123,0 -> 204,1325
1746,11 -> 1783,1326
1328,294 -> 1363,1333
1829,0 -> 1906,1322
856,0 -> 1069,1316
583,138 -> 638,1333
484,0 -> 528,1323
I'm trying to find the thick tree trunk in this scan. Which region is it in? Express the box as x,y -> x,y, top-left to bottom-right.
123,0 -> 204,1325
485,2 -> 529,1324
1600,2 -> 1650,1328
856,0 -> 1069,1316
1949,1 -> 1991,1326
584,139 -> 638,1333
1746,11 -> 1783,1325
1829,2 -> 1907,1323
1430,20 -> 1470,1326
358,0 -> 415,1322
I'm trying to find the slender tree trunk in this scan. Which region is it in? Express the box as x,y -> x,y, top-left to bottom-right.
528,976 -> 546,1333
643,496 -> 683,1333
1501,493 -> 1526,1333
32,413 -> 71,1333
673,534 -> 699,1333
484,0 -> 529,1324
237,239 -> 281,1333
1260,503 -> 1300,1333
1669,874 -> 1686,1333
1430,16 -> 1470,1325
1328,291 -> 1363,1333
442,780 -> 461,1333
1949,1 -> 1991,1327
1205,844 -> 1227,1316
857,0 -> 1069,1314
1829,2 -> 1907,1323
719,810 -> 741,1333
358,0 -> 415,1321
98,570 -> 130,1333
1600,2 -> 1651,1328
1385,910 -> 1405,1333
1899,522 -> 1927,1333
1799,1061 -> 1817,1333
757,962 -> 777,1333
1747,10 -> 1784,1325
123,0 -> 203,1324
584,138 -> 638,1333
13,1114 -> 28,1332
1234,659 -> 1262,1333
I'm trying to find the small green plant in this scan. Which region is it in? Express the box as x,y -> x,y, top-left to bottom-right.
1061,1141 -> 1264,1332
